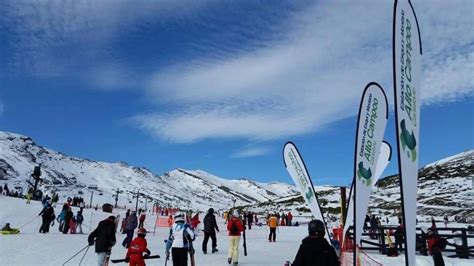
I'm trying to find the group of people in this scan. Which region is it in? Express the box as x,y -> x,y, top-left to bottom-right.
38,201 -> 84,234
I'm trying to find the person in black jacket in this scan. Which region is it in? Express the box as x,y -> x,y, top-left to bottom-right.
202,208 -> 219,254
88,216 -> 117,266
38,203 -> 55,233
292,219 -> 339,266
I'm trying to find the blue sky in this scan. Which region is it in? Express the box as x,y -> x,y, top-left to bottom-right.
1,0 -> 473,186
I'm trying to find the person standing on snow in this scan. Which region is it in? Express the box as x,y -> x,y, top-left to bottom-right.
88,215 -> 117,266
125,228 -> 151,266
292,219 -> 339,266
427,228 -> 446,266
122,211 -> 138,248
63,207 -> 73,234
227,210 -> 245,265
138,211 -> 146,229
76,210 -> 84,234
202,208 -> 220,254
38,203 -> 55,233
166,213 -> 195,266
267,214 -> 278,242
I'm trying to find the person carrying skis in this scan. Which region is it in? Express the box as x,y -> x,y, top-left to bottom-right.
227,210 -> 245,265
267,214 -> 278,242
125,228 -> 151,266
427,228 -> 446,266
122,211 -> 138,248
202,208 -> 220,254
292,219 -> 339,266
88,215 -> 117,266
166,213 -> 195,266
38,202 -> 55,233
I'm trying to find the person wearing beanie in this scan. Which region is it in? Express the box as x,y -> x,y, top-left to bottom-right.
125,228 -> 151,266
227,210 -> 245,265
202,208 -> 220,254
88,216 -> 117,266
292,220 -> 338,266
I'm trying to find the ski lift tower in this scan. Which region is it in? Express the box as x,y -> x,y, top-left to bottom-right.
27,164 -> 42,196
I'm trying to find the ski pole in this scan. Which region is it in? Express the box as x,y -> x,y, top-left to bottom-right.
19,215 -> 38,229
78,245 -> 90,266
62,244 -> 89,265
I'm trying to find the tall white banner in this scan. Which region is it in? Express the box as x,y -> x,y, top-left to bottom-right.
352,83 -> 388,260
283,142 -> 331,242
393,1 -> 422,265
343,141 -> 392,244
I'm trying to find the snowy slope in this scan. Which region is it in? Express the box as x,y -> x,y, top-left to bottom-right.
0,131 -> 296,211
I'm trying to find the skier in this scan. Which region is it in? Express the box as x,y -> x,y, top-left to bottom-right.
69,215 -> 77,234
427,228 -> 446,266
227,210 -> 245,265
88,216 -> 117,266
292,220 -> 339,266
122,211 -> 138,248
202,208 -> 219,254
57,203 -> 68,232
443,215 -> 448,228
166,213 -> 195,266
38,202 -> 55,233
77,210 -> 84,234
267,214 -> 278,242
125,228 -> 151,266
287,212 -> 293,226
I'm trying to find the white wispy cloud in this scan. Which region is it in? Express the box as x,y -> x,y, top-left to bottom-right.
231,147 -> 271,159
137,0 -> 473,143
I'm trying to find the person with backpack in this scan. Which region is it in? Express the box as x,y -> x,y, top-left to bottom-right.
76,210 -> 84,234
125,228 -> 151,266
202,208 -> 220,254
88,216 -> 117,266
227,210 -> 245,265
292,220 -> 339,266
122,211 -> 138,248
38,203 -> 55,233
267,214 -> 278,242
166,213 -> 195,266
427,228 -> 446,266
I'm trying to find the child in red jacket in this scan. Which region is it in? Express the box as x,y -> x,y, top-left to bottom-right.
126,228 -> 151,266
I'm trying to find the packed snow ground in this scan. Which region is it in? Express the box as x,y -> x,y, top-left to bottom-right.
0,196 -> 472,265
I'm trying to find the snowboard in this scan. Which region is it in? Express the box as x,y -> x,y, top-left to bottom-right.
110,255 -> 160,263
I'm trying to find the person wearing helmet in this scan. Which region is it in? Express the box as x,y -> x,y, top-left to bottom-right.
292,220 -> 338,266
227,210 -> 245,265
125,228 -> 151,266
202,208 -> 220,254
166,213 -> 195,266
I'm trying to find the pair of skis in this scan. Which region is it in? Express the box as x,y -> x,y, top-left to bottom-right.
110,255 -> 160,264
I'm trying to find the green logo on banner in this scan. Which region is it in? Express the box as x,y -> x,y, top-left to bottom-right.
400,119 -> 417,162
305,187 -> 314,202
357,162 -> 372,186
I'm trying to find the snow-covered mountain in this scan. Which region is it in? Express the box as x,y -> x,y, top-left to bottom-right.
0,131 -> 472,222
248,150 -> 473,223
0,131 -> 297,210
